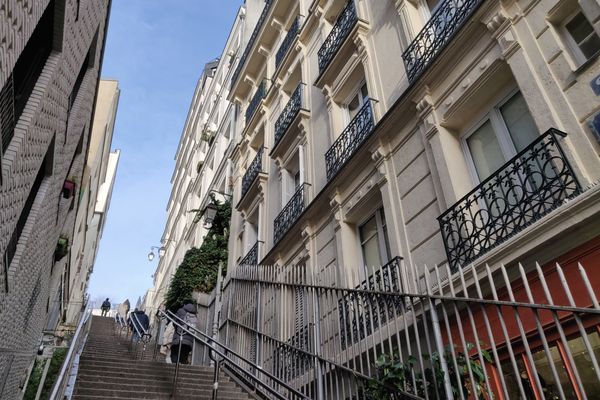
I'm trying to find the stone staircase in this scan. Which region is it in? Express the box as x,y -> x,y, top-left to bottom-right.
72,316 -> 252,399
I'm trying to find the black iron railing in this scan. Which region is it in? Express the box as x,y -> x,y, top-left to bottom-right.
245,81 -> 266,125
275,325 -> 313,380
317,1 -> 358,73
240,242 -> 259,267
275,16 -> 302,69
339,256 -> 402,349
231,0 -> 274,90
438,128 -> 582,271
274,183 -> 308,244
241,146 -> 264,199
274,84 -> 303,149
325,100 -> 375,181
402,0 -> 484,82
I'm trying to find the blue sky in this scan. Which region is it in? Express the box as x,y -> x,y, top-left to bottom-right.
88,0 -> 242,305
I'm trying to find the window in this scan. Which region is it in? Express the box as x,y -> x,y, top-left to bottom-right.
463,91 -> 538,182
564,11 -> 600,62
358,208 -> 391,267
499,329 -> 600,399
346,82 -> 369,121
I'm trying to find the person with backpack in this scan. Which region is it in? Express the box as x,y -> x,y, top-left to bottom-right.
101,298 -> 111,316
170,301 -> 197,364
128,308 -> 150,342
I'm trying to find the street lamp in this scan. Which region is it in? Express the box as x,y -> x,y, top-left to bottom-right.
147,239 -> 175,261
147,246 -> 164,262
189,190 -> 232,228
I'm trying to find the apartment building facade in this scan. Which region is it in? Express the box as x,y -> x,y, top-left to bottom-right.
143,5 -> 254,318
0,0 -> 111,397
224,0 -> 600,397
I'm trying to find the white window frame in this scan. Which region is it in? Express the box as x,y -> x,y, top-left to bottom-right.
561,9 -> 600,66
357,208 -> 391,268
460,88 -> 530,185
343,80 -> 369,125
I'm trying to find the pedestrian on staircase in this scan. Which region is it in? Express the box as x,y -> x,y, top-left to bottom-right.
101,298 -> 111,316
170,302 -> 197,364
160,321 -> 175,363
128,308 -> 150,342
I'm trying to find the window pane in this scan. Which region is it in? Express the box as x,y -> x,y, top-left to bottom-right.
566,12 -> 600,59
500,357 -> 532,399
360,216 -> 380,266
580,33 -> 600,59
467,120 -> 506,181
361,236 -> 381,267
500,92 -> 538,153
360,83 -> 369,103
567,13 -> 594,44
348,95 -> 360,120
531,344 -> 576,398
568,330 -> 600,397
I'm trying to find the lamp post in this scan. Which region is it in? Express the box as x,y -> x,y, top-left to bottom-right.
189,190 -> 232,228
147,239 -> 175,262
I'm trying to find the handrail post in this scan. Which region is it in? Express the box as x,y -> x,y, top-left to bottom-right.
312,277 -> 325,400
211,359 -> 221,400
172,343 -> 183,399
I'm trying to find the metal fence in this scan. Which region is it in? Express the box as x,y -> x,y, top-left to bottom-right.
219,259 -> 600,399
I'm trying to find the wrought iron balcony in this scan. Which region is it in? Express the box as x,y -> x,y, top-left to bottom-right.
273,84 -> 303,149
230,0 -> 274,90
402,0 -> 484,82
273,183 -> 308,244
275,16 -> 302,69
339,256 -> 403,349
245,81 -> 267,125
438,128 -> 582,272
317,1 -> 358,74
241,146 -> 264,199
240,241 -> 259,266
325,100 -> 375,181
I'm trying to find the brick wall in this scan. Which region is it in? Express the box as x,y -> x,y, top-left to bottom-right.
0,0 -> 110,397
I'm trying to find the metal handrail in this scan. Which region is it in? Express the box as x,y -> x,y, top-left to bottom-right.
49,309 -> 92,400
158,309 -> 309,400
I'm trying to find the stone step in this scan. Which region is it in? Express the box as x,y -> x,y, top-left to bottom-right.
74,377 -> 243,394
73,386 -> 250,399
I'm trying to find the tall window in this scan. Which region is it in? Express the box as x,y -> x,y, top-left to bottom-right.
463,91 -> 538,182
347,82 -> 369,121
359,209 -> 391,267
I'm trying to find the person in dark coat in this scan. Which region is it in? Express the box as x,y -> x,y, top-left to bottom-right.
101,298 -> 111,316
170,302 -> 197,364
128,309 -> 150,341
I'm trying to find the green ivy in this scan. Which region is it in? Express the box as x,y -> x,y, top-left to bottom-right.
366,343 -> 494,400
164,198 -> 231,311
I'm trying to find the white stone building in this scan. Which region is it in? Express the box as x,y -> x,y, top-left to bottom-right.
143,4 -> 256,318
221,0 -> 600,396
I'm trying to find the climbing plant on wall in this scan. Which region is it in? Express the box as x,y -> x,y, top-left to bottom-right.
164,197 -> 231,311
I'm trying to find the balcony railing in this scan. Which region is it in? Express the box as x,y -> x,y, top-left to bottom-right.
317,1 -> 358,74
240,241 -> 259,266
274,183 -> 308,244
230,0 -> 274,90
245,81 -> 266,125
275,16 -> 302,69
438,128 -> 582,271
273,84 -> 303,149
339,256 -> 403,349
241,146 -> 264,199
402,0 -> 484,82
325,100 -> 375,181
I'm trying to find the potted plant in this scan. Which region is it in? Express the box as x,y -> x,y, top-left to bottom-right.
55,236 -> 69,261
62,177 -> 77,199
